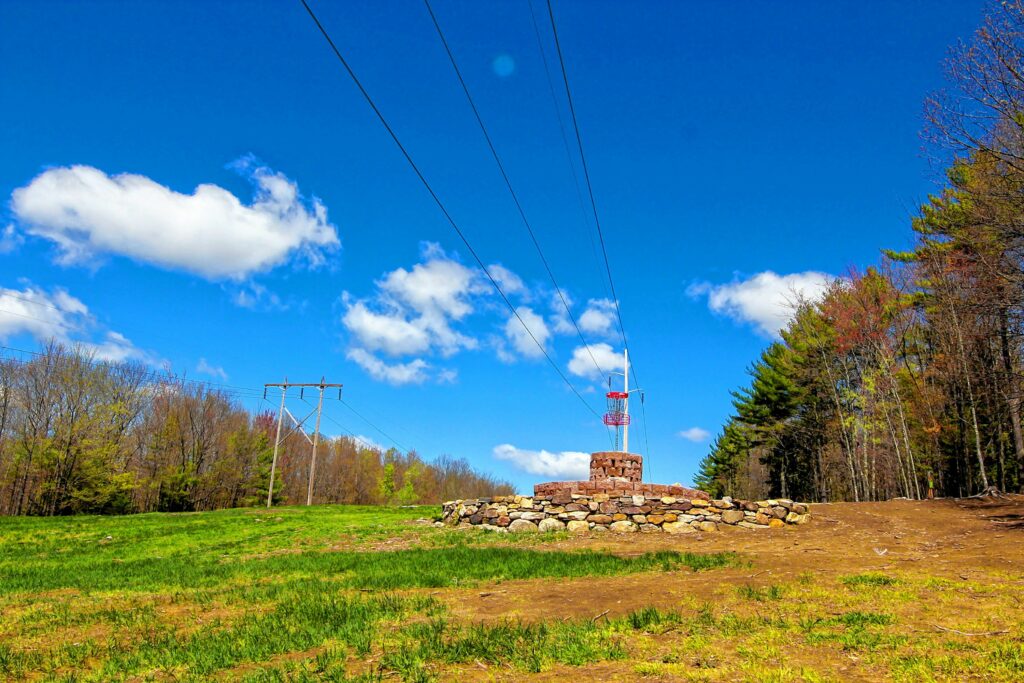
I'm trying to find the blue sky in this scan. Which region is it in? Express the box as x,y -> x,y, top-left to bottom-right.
1,0 -> 986,493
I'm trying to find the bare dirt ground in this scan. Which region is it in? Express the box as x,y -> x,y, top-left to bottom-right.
429,496 -> 1024,682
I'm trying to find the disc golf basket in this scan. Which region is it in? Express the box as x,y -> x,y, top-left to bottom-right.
603,391 -> 630,450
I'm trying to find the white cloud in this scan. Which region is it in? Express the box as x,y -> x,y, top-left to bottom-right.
343,300 -> 431,356
567,342 -> 621,380
0,225 -> 22,254
230,282 -> 287,311
679,427 -> 711,442
346,348 -> 429,386
488,263 -> 526,297
503,306 -> 551,359
689,270 -> 835,337
350,434 -> 386,452
578,298 -> 617,337
493,443 -> 590,479
343,244 -> 483,367
0,285 -> 154,364
196,358 -> 228,381
10,158 -> 339,280
0,286 -> 87,343
549,290 -> 576,335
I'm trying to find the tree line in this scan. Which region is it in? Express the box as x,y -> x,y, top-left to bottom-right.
696,1 -> 1024,501
0,343 -> 513,516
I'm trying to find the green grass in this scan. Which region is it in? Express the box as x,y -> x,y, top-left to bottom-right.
0,505 -> 737,681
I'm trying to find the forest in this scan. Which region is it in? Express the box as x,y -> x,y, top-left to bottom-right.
696,1 -> 1024,502
0,343 -> 512,516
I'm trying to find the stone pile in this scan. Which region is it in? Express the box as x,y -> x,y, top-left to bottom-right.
441,492 -> 810,533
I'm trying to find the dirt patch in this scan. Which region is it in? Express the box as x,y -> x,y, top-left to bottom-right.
432,496 -> 1024,623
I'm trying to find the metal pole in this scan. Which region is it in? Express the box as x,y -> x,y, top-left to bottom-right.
623,348 -> 630,453
267,379 -> 287,508
306,377 -> 326,506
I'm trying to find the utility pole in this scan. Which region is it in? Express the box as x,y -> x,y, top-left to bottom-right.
263,378 -> 342,507
623,349 -> 630,453
307,377 -> 326,506
266,377 -> 287,508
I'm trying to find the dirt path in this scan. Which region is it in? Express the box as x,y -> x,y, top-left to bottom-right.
438,496 -> 1024,623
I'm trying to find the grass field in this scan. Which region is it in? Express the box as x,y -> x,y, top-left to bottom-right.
1,498 -> 1022,681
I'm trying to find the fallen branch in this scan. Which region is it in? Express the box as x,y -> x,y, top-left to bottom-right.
933,624 -> 1009,637
591,609 -> 610,623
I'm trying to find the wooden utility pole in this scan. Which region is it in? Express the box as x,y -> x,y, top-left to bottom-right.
266,377 -> 287,508
263,378 -> 342,507
307,378 -> 326,506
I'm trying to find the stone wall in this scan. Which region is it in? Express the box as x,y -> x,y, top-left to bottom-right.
441,492 -> 810,533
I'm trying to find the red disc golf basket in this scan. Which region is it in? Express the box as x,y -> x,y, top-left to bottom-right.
603,391 -> 631,426
604,391 -> 630,451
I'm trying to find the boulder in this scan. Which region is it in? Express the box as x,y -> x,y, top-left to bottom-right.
508,519 -> 538,533
566,520 -> 590,533
768,518 -> 786,528
696,521 -> 718,533
610,520 -> 638,533
588,514 -> 613,524
721,510 -> 745,524
662,521 -> 696,534
538,518 -> 566,533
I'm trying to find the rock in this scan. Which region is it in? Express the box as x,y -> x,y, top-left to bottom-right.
610,520 -> 638,533
632,495 -> 646,506
768,518 -> 785,528
433,521 -> 445,528
690,498 -> 710,508
483,508 -> 499,519
631,514 -> 647,524
622,506 -> 644,515
567,520 -> 590,533
520,511 -> 546,521
509,511 -> 522,520
496,516 -> 511,527
662,521 -> 696,534
552,492 -> 573,505
675,514 -> 698,524
712,499 -> 734,509
599,502 -> 618,514
593,493 -> 610,502
647,514 -> 666,525
696,521 -> 718,533
639,524 -> 660,533
612,513 -> 628,521
754,513 -> 772,525
743,501 -> 759,512
567,511 -> 590,521
509,519 -> 538,533
771,507 -> 788,519
565,503 -> 587,512
721,510 -> 745,524
469,513 -> 484,524
737,521 -> 763,529
588,502 -> 599,512
588,514 -> 613,524
786,512 -> 809,525
519,498 -> 534,509
793,503 -> 808,514
538,518 -> 566,533
663,513 -> 678,522
592,524 -> 609,532
661,496 -> 676,504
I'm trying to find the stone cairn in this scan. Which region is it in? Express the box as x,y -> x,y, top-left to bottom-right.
441,451 -> 811,533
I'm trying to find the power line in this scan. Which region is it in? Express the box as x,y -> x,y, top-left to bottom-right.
525,0 -> 611,304
297,0 -> 603,422
0,343 -> 267,400
423,0 -> 606,381
545,0 -> 653,457
340,398 -> 411,454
